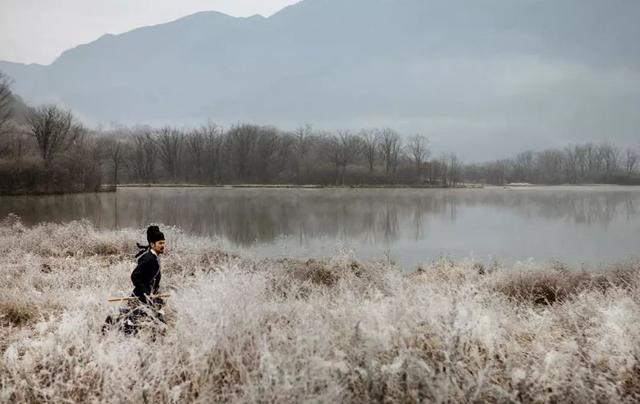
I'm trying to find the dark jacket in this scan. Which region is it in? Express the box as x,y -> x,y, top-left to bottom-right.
131,250 -> 161,304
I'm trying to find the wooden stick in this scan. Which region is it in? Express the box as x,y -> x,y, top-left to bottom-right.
108,294 -> 171,303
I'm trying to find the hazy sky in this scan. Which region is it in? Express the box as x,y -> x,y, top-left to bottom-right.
0,0 -> 301,64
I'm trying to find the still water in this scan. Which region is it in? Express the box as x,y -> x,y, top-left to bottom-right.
1,186 -> 639,268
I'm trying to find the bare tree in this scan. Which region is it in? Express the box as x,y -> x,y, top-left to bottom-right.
583,143 -> 602,180
511,151 -> 535,183
326,131 -> 361,185
407,134 -> 430,181
202,123 -> 222,184
99,136 -> 127,185
598,143 -> 620,179
340,130 -> 361,185
435,154 -> 449,185
254,127 -> 281,183
379,128 -> 402,179
27,105 -> 84,166
156,127 -> 184,182
132,130 -> 157,183
275,132 -> 295,182
361,129 -> 379,173
0,128 -> 29,160
71,133 -> 102,191
448,153 -> 461,186
0,72 -> 12,136
573,145 -> 588,180
485,160 -> 509,185
624,148 -> 639,175
226,124 -> 259,182
185,129 -> 206,183
563,146 -> 580,184
293,124 -> 313,184
536,149 -> 564,184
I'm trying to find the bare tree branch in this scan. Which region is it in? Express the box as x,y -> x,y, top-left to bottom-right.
407,134 -> 430,180
27,105 -> 84,165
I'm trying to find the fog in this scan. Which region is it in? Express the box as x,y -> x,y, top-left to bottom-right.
1,0 -> 638,159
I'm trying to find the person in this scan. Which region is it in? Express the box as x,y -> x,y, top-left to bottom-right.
131,226 -> 165,305
102,225 -> 166,335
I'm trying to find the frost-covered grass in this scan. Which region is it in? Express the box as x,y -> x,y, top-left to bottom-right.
1,215 -> 640,403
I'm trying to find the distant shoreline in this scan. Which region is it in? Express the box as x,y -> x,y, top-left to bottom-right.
115,183 -> 483,190
4,183 -> 640,197
115,183 -> 640,190
0,185 -> 117,197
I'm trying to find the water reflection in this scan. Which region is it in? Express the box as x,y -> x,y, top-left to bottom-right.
1,187 -> 639,264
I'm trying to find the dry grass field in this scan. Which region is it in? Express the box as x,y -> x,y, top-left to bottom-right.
1,214 -> 639,403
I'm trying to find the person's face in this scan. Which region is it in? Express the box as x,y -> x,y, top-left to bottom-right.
151,240 -> 166,254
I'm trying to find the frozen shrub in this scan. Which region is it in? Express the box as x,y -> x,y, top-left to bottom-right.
495,261 -> 640,306
1,219 -> 640,402
93,241 -> 121,256
495,270 -> 589,305
0,213 -> 22,228
288,259 -> 339,287
0,300 -> 37,327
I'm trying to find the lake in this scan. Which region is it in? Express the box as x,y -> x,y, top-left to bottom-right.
1,186 -> 639,268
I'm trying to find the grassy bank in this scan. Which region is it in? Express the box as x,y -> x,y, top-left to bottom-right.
1,216 -> 639,403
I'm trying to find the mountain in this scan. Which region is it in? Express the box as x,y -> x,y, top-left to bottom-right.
1,0 -> 639,158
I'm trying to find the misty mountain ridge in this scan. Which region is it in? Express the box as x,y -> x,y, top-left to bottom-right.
1,0 -> 639,159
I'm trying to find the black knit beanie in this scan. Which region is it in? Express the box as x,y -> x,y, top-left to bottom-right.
149,231 -> 165,243
146,225 -> 160,243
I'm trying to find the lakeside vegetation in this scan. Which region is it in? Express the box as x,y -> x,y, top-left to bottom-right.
1,217 -> 640,402
1,72 -> 639,195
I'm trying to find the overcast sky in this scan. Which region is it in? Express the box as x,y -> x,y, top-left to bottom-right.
0,0 -> 301,64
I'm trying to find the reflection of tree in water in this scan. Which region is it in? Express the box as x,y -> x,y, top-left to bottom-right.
465,191 -> 637,227
0,193 -> 117,227
0,188 -> 638,246
625,198 -> 637,222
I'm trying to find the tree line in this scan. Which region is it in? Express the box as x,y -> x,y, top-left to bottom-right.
0,73 -> 102,194
1,71 -> 639,194
96,124 -> 449,187
463,144 -> 640,186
